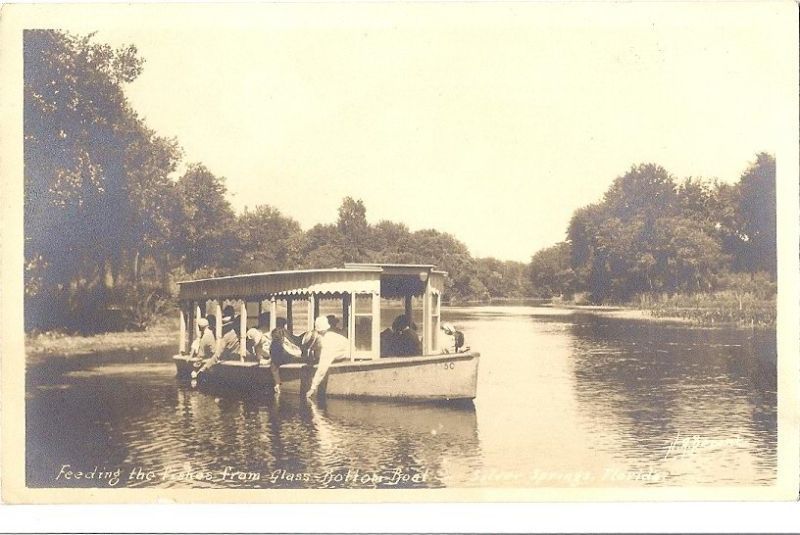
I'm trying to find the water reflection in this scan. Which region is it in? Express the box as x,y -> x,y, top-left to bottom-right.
26,306 -> 776,489
567,317 -> 777,485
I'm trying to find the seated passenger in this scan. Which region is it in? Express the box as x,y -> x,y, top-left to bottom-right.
380,327 -> 396,357
393,315 -> 421,357
326,315 -> 344,336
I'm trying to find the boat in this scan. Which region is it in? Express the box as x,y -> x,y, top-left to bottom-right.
172,263 -> 480,402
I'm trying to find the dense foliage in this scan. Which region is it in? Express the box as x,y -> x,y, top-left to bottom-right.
24,30 -> 776,332
530,158 -> 776,304
24,31 -> 531,332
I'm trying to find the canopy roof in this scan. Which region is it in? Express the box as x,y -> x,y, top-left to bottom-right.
177,264 -> 446,301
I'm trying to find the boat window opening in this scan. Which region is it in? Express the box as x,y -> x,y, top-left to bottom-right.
245,301 -> 260,330
431,292 -> 440,353
256,299 -> 271,329
379,296 -> 424,357
273,299 -> 288,332
353,294 -> 373,354
317,296 -> 346,336
290,298 -> 310,336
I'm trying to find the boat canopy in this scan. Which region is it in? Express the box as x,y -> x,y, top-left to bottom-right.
176,263 -> 448,361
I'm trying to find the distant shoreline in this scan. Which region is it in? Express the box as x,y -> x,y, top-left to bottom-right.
25,297 -> 773,366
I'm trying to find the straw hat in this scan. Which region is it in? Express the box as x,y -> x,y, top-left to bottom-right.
197,318 -> 209,329
441,322 -> 455,335
246,328 -> 262,344
314,316 -> 330,332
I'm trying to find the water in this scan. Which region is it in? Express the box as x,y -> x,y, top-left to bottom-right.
26,306 -> 777,489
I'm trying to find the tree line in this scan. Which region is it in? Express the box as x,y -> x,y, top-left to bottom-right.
529,156 -> 777,303
24,30 -> 529,333
24,30 -> 775,333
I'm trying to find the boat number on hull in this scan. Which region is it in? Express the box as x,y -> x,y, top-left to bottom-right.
443,362 -> 455,370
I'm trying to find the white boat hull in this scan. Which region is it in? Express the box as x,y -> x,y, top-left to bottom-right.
173,351 -> 480,402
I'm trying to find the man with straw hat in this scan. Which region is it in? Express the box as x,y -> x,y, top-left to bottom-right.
196,305 -> 241,376
190,317 -> 216,361
306,315 -> 350,400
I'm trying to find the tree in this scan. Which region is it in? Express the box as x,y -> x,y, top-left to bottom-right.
24,30 -> 145,293
124,123 -> 182,289
300,223 -> 345,268
603,163 -> 677,222
23,30 -> 175,331
236,205 -> 303,272
337,197 -> 370,262
528,242 -> 575,298
737,153 -> 776,275
173,164 -> 237,274
559,162 -> 737,302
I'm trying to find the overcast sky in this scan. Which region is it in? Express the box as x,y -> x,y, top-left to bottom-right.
93,2 -> 789,262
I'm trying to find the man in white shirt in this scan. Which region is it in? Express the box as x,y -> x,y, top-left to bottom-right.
306,315 -> 350,399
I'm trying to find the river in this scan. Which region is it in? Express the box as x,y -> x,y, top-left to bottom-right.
26,306 -> 777,489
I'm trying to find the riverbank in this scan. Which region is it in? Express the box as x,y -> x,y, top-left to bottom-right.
26,316 -> 178,367
549,304 -> 692,324
25,293 -> 774,367
551,297 -> 775,328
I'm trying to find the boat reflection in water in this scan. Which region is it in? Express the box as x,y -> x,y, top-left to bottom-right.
166,380 -> 480,489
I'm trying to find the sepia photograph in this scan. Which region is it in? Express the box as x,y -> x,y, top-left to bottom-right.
1,1 -> 798,504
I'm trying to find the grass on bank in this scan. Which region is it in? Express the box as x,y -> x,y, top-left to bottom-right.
26,314 -> 179,360
637,291 -> 776,328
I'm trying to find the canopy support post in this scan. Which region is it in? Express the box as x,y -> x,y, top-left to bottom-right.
239,301 -> 247,361
307,295 -> 316,332
186,301 -> 194,351
270,297 -> 277,331
286,298 -> 293,332
371,291 -> 380,360
342,293 -> 351,336
179,305 -> 187,355
347,292 -> 355,361
195,303 -> 202,339
422,276 -> 432,355
404,295 -> 412,321
215,301 -> 223,343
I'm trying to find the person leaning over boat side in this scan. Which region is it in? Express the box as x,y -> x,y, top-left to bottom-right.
245,327 -> 271,363
437,322 -> 466,354
306,315 -> 350,399
190,317 -> 216,360
269,318 -> 303,394
195,306 -> 240,376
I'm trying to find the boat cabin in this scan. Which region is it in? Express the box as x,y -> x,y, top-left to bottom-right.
176,263 -> 448,361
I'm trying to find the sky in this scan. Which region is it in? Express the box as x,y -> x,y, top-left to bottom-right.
89,2 -> 791,262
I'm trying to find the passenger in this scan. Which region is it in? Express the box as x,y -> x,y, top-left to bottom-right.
301,327 -> 323,365
306,316 -> 350,399
206,314 -> 217,336
393,315 -> 422,356
190,317 -> 216,361
245,327 -> 271,363
380,327 -> 396,357
439,322 -> 466,354
269,318 -> 303,393
326,315 -> 343,335
196,306 -> 240,376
